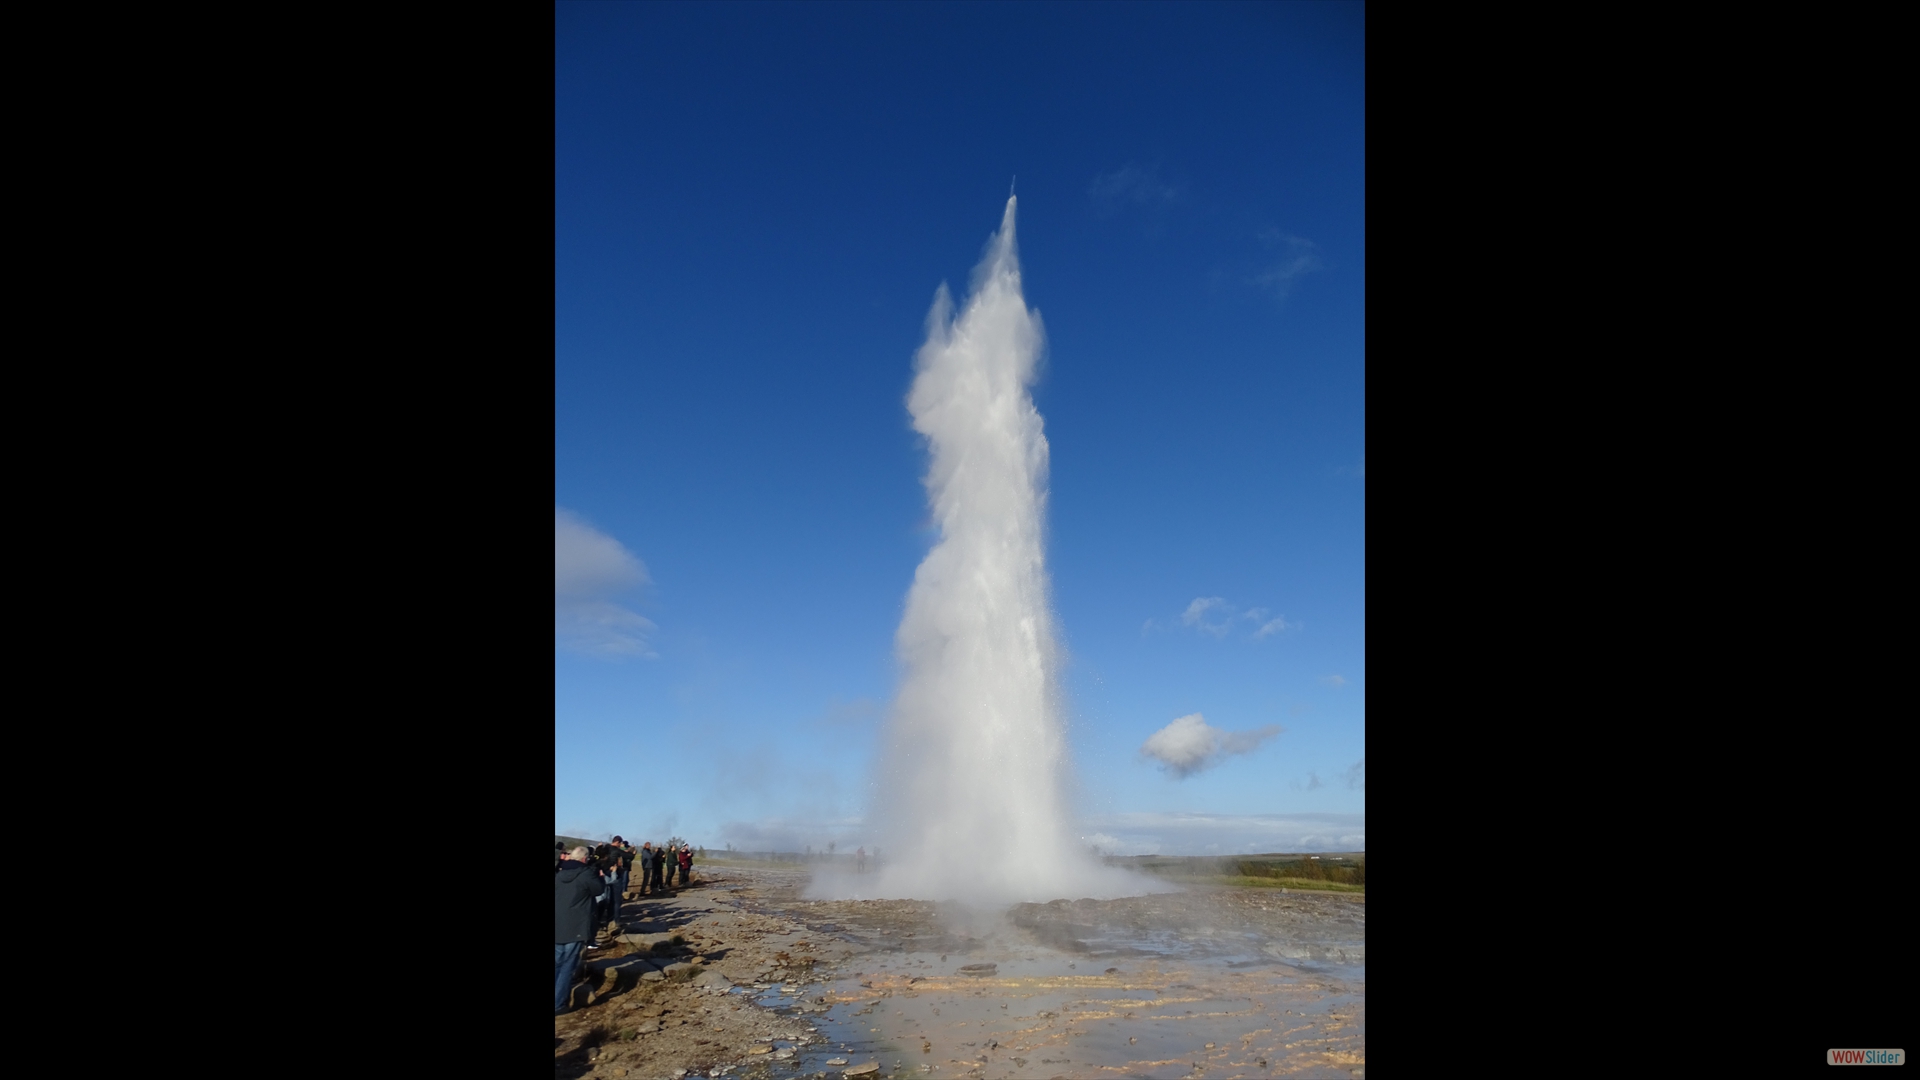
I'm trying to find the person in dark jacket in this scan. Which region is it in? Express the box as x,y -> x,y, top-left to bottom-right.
555,846 -> 602,1013
637,842 -> 655,896
652,842 -> 668,892
606,837 -> 630,927
586,844 -> 612,928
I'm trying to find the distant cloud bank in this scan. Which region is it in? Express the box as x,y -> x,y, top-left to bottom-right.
709,811 -> 1367,858
555,507 -> 657,658
1140,713 -> 1282,778
1081,811 -> 1365,856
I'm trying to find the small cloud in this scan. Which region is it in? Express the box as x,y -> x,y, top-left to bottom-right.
1253,230 -> 1323,299
1182,597 -> 1227,623
1090,163 -> 1179,214
555,507 -> 657,659
1166,597 -> 1294,641
1320,674 -> 1347,688
1180,596 -> 1233,638
1253,616 -> 1293,639
1140,713 -> 1283,779
1344,759 -> 1365,791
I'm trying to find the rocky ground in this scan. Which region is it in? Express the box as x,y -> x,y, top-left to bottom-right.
555,868 -> 852,1080
556,864 -> 1365,1080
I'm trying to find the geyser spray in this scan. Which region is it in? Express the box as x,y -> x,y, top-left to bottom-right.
836,197 -> 1143,904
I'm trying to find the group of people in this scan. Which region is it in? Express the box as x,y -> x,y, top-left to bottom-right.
554,836 -> 698,1015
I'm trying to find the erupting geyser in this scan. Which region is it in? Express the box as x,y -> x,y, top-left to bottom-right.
815,197 -> 1146,904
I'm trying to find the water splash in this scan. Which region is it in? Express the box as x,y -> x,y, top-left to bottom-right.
811,198 -> 1152,904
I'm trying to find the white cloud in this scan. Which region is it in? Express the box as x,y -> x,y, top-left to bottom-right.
1140,713 -> 1283,778
1089,164 -> 1178,213
1180,596 -> 1233,637
1168,597 -> 1294,641
1293,770 -> 1324,792
555,507 -> 657,658
1253,231 -> 1323,299
1320,674 -> 1347,688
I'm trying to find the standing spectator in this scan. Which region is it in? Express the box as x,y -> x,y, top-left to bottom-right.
652,842 -> 668,893
593,844 -> 621,931
678,844 -> 693,886
638,842 -> 655,896
856,846 -> 867,874
555,846 -> 600,1014
622,839 -> 637,896
607,837 -> 631,926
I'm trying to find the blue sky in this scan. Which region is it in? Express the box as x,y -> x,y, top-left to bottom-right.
555,2 -> 1364,855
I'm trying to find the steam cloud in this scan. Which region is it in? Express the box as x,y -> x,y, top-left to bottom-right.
554,507 -> 657,658
812,198 -> 1151,904
1141,713 -> 1282,778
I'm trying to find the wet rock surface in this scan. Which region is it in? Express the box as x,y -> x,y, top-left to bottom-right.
555,864 -> 1364,1079
1008,889 -> 1368,968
